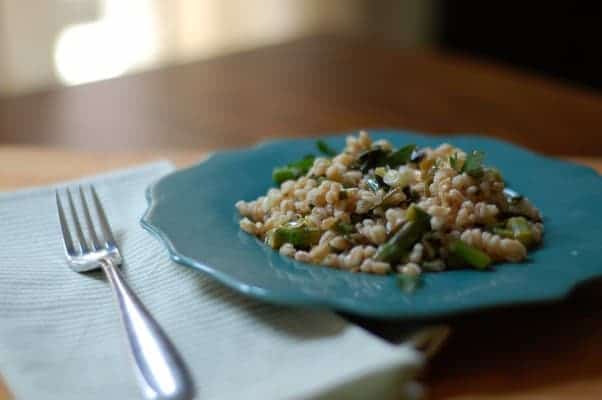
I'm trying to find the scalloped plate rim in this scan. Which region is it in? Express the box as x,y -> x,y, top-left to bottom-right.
140,129 -> 602,319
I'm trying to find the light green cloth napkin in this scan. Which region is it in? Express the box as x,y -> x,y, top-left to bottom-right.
0,162 -> 433,400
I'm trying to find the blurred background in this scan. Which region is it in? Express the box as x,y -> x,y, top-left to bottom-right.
0,0 -> 434,93
0,1 -> 600,154
2,0 -> 600,94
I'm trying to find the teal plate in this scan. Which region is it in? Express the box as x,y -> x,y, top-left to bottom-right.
141,130 -> 602,319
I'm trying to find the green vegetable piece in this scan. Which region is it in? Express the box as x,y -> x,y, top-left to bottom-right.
357,148 -> 390,172
289,154 -> 315,171
272,155 -> 315,185
506,216 -> 535,248
421,259 -> 446,272
448,240 -> 491,270
449,152 -> 461,172
268,224 -> 321,250
374,166 -> 387,177
406,204 -> 431,227
462,150 -> 485,178
485,167 -> 503,181
316,140 -> 337,157
333,221 -> 354,235
272,167 -> 298,184
397,273 -> 422,293
375,211 -> 430,264
492,227 -> 514,239
387,144 -> 416,168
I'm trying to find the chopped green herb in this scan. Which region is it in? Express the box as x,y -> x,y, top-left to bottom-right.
462,150 -> 485,178
448,240 -> 491,270
316,140 -> 337,157
272,155 -> 315,185
357,148 -> 390,172
387,144 -> 416,168
272,167 -> 298,184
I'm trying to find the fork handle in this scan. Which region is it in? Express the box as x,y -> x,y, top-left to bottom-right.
101,260 -> 195,400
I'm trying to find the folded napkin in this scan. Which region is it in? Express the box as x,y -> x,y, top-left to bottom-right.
0,162 -> 432,400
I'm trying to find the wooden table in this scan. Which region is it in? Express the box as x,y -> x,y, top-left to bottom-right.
1,36 -> 602,399
2,36 -> 602,156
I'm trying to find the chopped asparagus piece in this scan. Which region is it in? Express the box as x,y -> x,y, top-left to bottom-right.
421,259 -> 446,272
375,207 -> 430,264
448,240 -> 491,270
406,204 -> 431,226
333,221 -> 355,235
267,223 -> 321,250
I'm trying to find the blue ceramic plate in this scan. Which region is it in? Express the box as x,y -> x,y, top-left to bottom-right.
141,130 -> 602,319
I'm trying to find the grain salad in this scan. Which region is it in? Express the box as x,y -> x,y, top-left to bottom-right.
236,131 -> 543,279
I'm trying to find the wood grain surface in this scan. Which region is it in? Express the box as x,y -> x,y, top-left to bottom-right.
2,36 -> 602,155
0,147 -> 600,400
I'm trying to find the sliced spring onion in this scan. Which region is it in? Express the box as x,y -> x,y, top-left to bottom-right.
506,216 -> 535,248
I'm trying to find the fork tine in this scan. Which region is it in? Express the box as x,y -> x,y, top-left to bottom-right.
79,186 -> 102,250
67,188 -> 90,252
91,186 -> 116,246
56,191 -> 76,255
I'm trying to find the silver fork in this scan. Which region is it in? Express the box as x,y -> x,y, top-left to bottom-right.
56,186 -> 194,400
